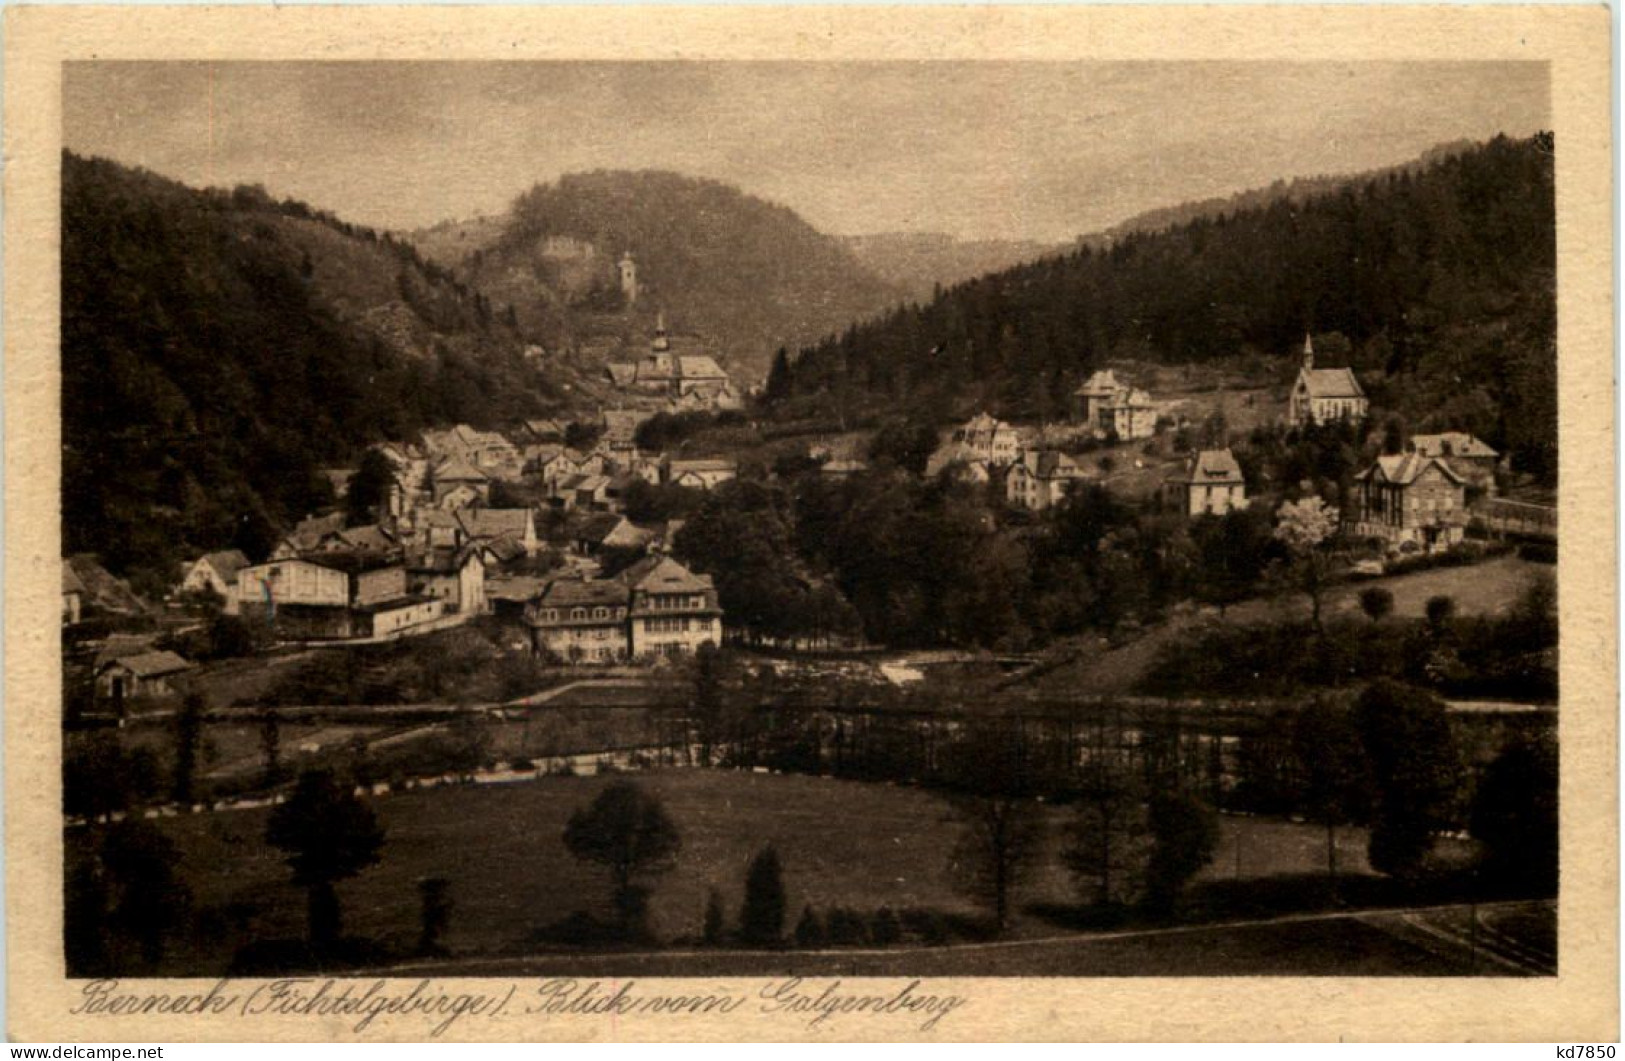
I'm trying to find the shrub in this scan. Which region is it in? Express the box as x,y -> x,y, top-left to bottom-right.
738,846 -> 787,947
1518,542 -> 1557,564
793,905 -> 827,948
825,906 -> 870,946
870,906 -> 902,946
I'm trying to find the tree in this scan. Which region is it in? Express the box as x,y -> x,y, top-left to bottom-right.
1425,594 -> 1458,632
1273,496 -> 1339,631
563,781 -> 682,938
871,906 -> 902,946
764,347 -> 793,403
416,877 -> 452,957
868,418 -> 939,476
345,449 -> 395,527
99,820 -> 190,969
944,723 -> 1045,932
564,420 -> 604,451
692,643 -> 728,766
1063,728 -> 1150,908
738,845 -> 787,947
265,769 -> 385,952
1291,698 -> 1375,891
1355,680 -> 1462,878
1471,737 -> 1558,895
1358,586 -> 1395,623
172,692 -> 206,805
258,712 -> 283,787
702,888 -> 726,946
1142,792 -> 1219,916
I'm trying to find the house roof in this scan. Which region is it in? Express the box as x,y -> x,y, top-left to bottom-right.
330,525 -> 398,553
1075,369 -> 1122,397
677,355 -> 728,381
1358,453 -> 1465,487
299,552 -> 403,576
63,561 -> 87,597
67,555 -> 149,615
621,555 -> 714,595
577,513 -> 631,543
537,578 -> 631,609
1298,366 -> 1366,400
1022,449 -> 1085,479
407,542 -> 484,575
486,575 -> 551,603
925,442 -> 988,478
1169,448 -> 1245,485
666,458 -> 737,474
99,649 -> 192,679
290,512 -> 346,544
92,633 -> 159,670
458,509 -> 533,541
605,363 -> 639,387
196,549 -> 252,582
602,409 -> 650,442
1409,432 -> 1498,460
522,418 -> 566,439
475,536 -> 527,563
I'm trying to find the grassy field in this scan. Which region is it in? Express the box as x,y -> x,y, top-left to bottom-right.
72,768 -> 1449,975
1025,555 -> 1548,696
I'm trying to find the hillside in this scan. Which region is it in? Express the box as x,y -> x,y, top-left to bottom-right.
841,232 -> 1064,304
61,152 -> 571,587
411,170 -> 905,383
772,134 -> 1556,483
1080,140 -> 1479,247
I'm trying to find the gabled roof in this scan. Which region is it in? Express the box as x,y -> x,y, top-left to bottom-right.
407,541 -> 485,575
92,633 -> 158,670
666,458 -> 738,474
577,513 -> 632,543
522,418 -> 566,440
331,525 -> 398,553
676,355 -> 728,380
486,575 -> 550,603
98,649 -> 192,679
457,508 -> 533,541
1409,432 -> 1498,460
1298,366 -> 1366,400
67,555 -> 149,615
290,512 -> 347,544
1025,449 -> 1085,480
536,578 -> 631,610
1169,448 -> 1245,486
298,552 -> 403,576
621,555 -> 714,594
925,442 -> 988,478
196,549 -> 252,582
432,456 -> 489,482
1357,453 -> 1464,487
605,363 -> 639,387
63,561 -> 87,597
1075,369 -> 1122,397
574,475 -> 612,493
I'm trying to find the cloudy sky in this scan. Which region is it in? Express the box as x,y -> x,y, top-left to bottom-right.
64,61 -> 1549,242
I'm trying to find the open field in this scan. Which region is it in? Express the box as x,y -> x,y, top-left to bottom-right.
69,768 -> 1467,975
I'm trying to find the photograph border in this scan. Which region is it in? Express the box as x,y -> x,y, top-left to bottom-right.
5,4 -> 1615,1042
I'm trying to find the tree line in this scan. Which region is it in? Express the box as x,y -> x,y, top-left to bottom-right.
768,134 -> 1556,482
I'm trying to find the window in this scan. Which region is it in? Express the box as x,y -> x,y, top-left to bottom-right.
595,607 -> 607,620
573,608 -> 585,620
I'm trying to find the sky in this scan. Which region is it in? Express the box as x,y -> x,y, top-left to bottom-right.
64,61 -> 1550,243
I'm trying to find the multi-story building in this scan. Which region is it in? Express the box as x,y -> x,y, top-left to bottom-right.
1074,370 -> 1158,441
525,579 -> 632,662
522,556 -> 724,663
625,556 -> 724,658
1344,452 -> 1467,552
1407,433 -> 1499,500
1163,448 -> 1249,517
1005,449 -> 1087,511
236,554 -> 444,640
951,412 -> 1022,466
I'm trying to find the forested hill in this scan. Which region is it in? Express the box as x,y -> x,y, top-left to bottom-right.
62,152 -> 563,585
430,170 -> 905,382
771,133 -> 1556,480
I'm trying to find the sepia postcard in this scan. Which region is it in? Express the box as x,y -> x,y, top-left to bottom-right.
4,4 -> 1616,1043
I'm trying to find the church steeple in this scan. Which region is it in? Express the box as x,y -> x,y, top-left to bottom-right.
652,311 -> 670,353
1302,332 -> 1315,370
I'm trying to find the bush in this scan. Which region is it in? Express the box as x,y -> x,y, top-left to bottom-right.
793,905 -> 827,948
738,846 -> 787,947
1518,542 -> 1557,564
825,906 -> 870,946
870,906 -> 902,946
509,757 -> 535,773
